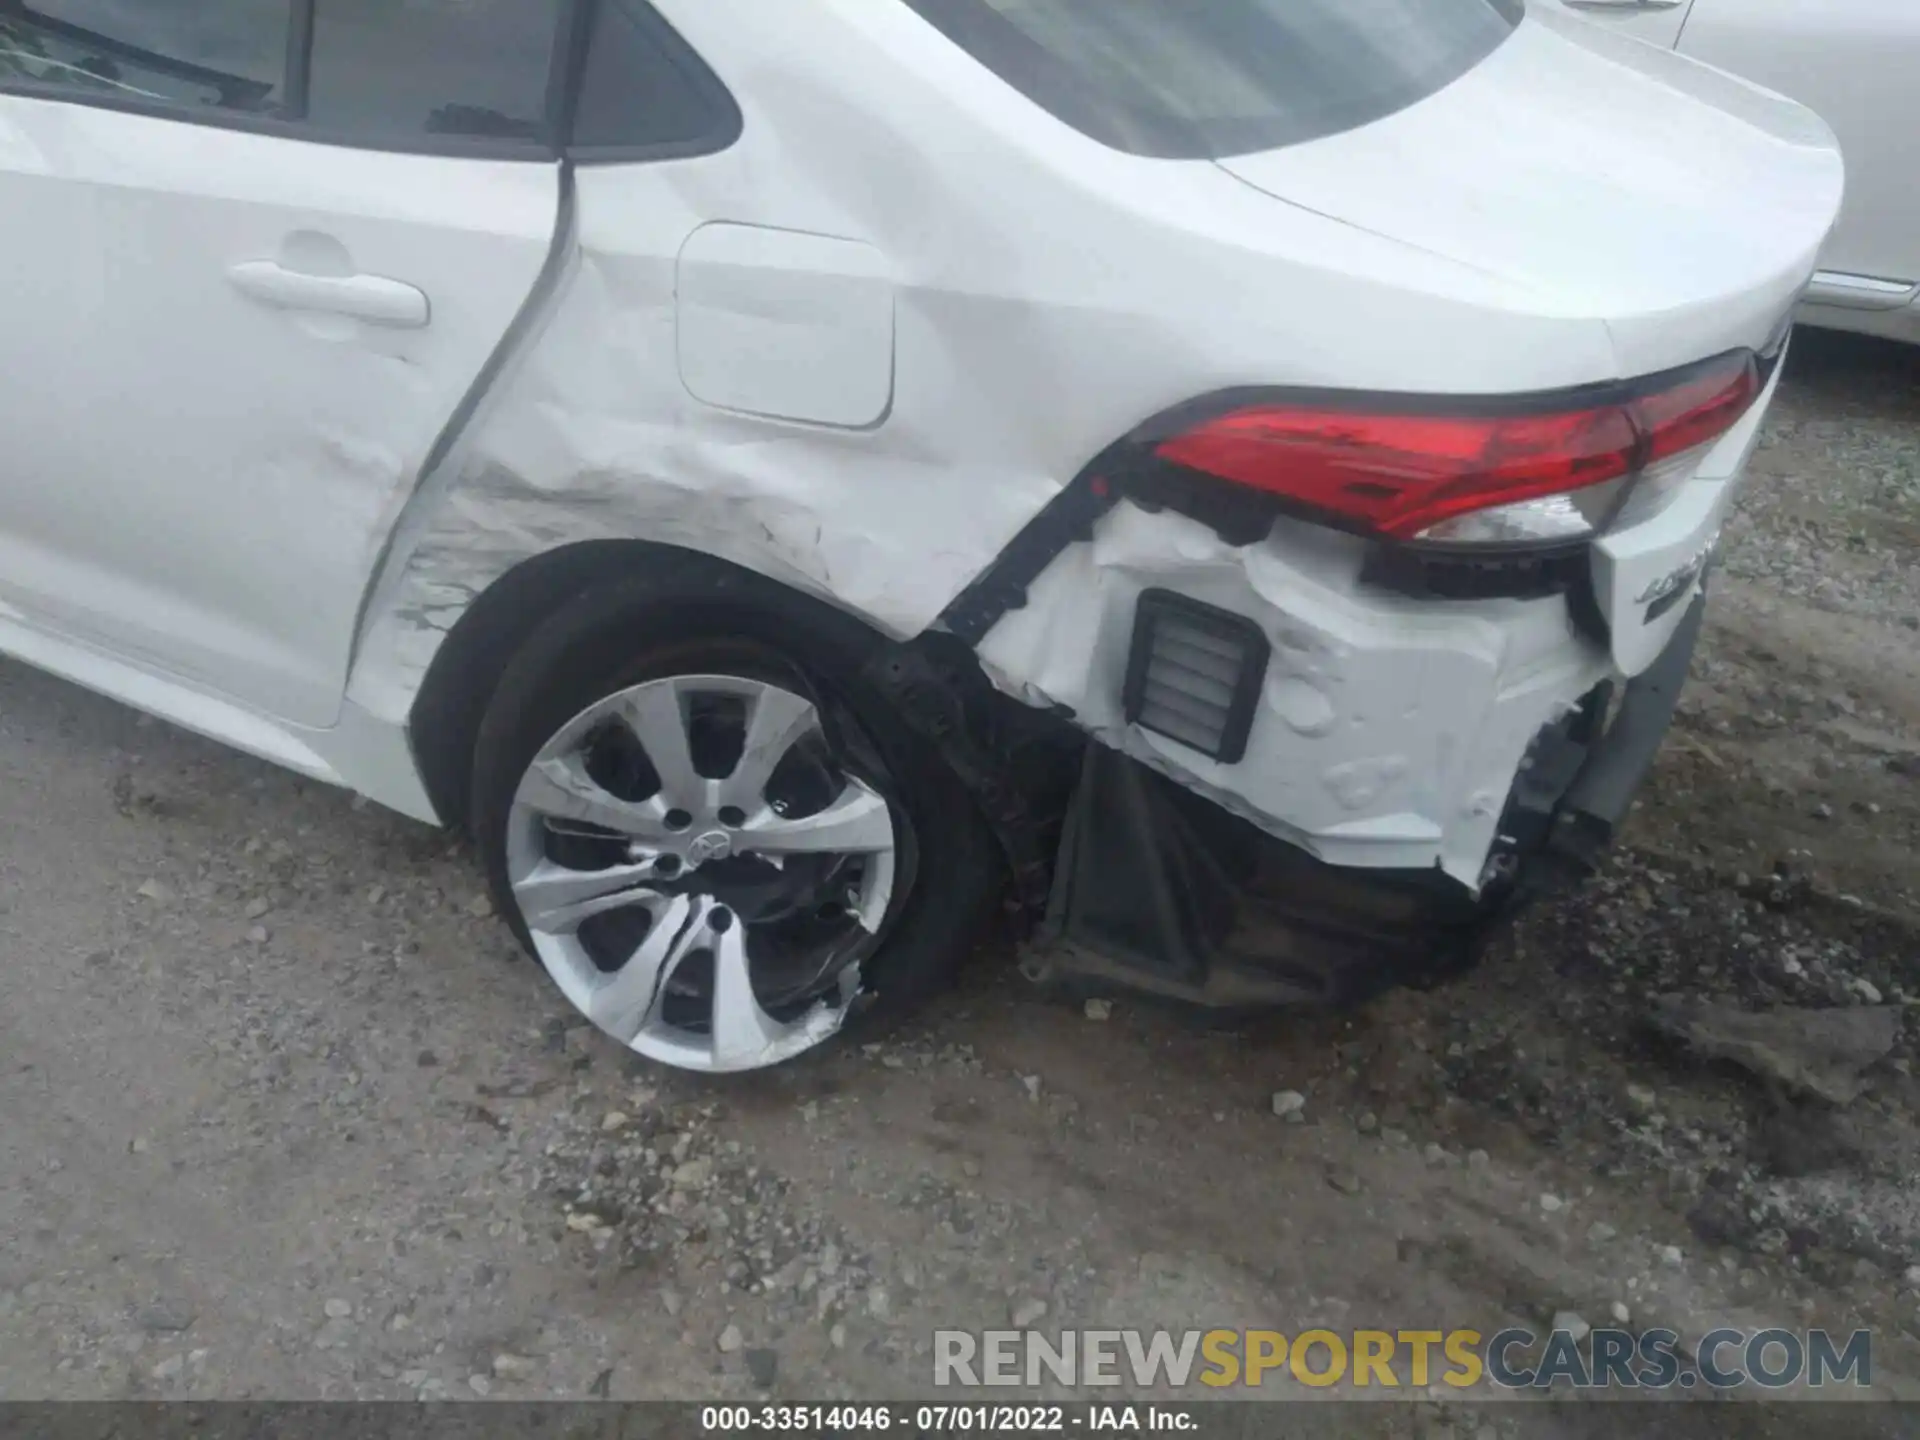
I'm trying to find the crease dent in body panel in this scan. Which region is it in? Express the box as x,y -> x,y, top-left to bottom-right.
345,165 -> 580,699
345,230 -> 1055,729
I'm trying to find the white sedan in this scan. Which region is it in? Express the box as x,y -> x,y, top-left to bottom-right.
1557,0 -> 1920,342
0,0 -> 1840,1074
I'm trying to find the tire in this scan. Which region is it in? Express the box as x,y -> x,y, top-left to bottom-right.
468,558 -> 1002,1073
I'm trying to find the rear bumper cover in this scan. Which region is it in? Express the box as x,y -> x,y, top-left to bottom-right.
1023,594 -> 1703,1008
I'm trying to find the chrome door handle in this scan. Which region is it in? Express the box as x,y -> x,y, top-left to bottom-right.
227,261 -> 430,329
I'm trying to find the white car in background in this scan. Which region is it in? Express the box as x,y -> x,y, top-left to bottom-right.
0,0 -> 1842,1074
1558,0 -> 1920,342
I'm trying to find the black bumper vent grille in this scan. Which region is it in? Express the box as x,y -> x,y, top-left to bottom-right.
1122,590 -> 1269,764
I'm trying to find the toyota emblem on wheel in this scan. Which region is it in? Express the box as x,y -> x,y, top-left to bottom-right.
687,830 -> 734,865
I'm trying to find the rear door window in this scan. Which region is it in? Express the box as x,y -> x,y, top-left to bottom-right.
305,0 -> 565,145
0,1 -> 288,113
897,0 -> 1526,159
570,0 -> 741,158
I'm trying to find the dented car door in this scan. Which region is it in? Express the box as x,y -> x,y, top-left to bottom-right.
0,0 -> 561,727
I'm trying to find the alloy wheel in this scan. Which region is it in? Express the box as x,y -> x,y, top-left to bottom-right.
504,673 -> 900,1072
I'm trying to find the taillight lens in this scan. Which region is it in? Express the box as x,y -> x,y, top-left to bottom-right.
1152,353 -> 1761,546
1635,360 -> 1763,464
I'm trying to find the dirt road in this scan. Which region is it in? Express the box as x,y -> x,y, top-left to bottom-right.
2,332 -> 1917,1427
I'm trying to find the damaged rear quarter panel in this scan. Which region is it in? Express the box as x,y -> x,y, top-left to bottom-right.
347,0 -> 1629,854
344,184 -> 1069,724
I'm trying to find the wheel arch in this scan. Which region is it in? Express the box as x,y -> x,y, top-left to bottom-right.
400,533 -> 1076,934
405,537 -> 877,831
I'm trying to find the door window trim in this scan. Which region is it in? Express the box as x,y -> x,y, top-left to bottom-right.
0,0 -> 579,159
0,0 -> 742,161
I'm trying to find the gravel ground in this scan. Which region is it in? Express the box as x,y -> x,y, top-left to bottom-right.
0,329 -> 1916,1428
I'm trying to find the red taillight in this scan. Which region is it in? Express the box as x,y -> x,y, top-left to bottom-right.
1152,354 -> 1760,542
1634,360 -> 1762,464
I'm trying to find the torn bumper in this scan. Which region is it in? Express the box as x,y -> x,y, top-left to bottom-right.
1534,587 -> 1706,884
974,501 -> 1624,891
1025,593 -> 1702,1008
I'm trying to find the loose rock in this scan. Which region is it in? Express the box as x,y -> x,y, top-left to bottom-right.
1650,1000 -> 1901,1104
137,1302 -> 196,1334
1325,1166 -> 1363,1196
672,1158 -> 713,1190
1551,1311 -> 1591,1344
492,1354 -> 538,1381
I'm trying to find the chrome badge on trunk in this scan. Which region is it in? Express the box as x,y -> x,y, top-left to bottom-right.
1637,526 -> 1722,622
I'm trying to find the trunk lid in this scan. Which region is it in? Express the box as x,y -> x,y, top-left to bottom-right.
1213,7 -> 1839,676
1214,7 -> 1843,377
